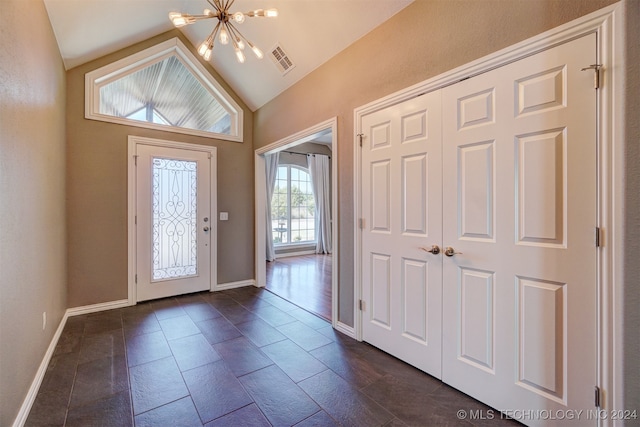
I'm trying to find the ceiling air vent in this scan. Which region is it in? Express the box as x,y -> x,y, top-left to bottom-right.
269,44 -> 295,76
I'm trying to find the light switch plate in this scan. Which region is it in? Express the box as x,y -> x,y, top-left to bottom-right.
219,212 -> 229,221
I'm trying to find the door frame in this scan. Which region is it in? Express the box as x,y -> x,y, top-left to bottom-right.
353,3 -> 623,420
254,117 -> 339,329
128,135 -> 218,304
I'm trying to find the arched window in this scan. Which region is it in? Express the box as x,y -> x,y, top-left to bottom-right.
271,165 -> 315,245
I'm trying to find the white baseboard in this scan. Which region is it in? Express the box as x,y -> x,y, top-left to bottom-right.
13,298 -> 130,426
274,249 -> 316,259
335,321 -> 356,339
214,279 -> 256,291
66,299 -> 131,317
12,311 -> 69,427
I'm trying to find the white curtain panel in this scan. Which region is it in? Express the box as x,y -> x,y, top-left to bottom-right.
308,154 -> 332,254
265,152 -> 279,261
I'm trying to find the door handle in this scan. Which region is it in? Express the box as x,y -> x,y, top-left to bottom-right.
203,226 -> 210,232
444,247 -> 462,257
420,245 -> 440,255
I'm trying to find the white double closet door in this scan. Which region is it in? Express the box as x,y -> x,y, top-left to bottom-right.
361,33 -> 597,424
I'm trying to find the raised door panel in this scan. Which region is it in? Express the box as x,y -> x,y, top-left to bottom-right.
458,267 -> 495,373
458,141 -> 495,241
516,277 -> 566,402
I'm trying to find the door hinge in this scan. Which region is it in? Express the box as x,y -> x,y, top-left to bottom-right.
595,385 -> 601,408
135,215 -> 137,225
581,64 -> 602,89
135,274 -> 138,284
359,299 -> 365,311
357,133 -> 364,147
134,155 -> 138,166
595,227 -> 601,247
359,218 -> 365,229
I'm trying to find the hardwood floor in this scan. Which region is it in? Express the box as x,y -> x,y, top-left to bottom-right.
265,254 -> 331,321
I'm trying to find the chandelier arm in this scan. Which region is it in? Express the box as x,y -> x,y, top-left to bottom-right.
226,24 -> 244,48
211,0 -> 224,12
228,24 -> 263,59
227,26 -> 239,49
227,24 -> 248,45
209,20 -> 222,46
226,0 -> 236,12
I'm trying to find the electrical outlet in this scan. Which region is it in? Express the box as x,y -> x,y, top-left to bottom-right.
42,312 -> 47,330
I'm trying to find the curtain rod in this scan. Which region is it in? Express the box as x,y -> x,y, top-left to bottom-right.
281,150 -> 331,159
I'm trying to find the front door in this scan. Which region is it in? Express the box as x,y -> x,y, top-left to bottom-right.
361,90 -> 443,377
135,143 -> 213,302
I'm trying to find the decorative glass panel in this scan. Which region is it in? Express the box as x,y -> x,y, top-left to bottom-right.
152,157 -> 198,280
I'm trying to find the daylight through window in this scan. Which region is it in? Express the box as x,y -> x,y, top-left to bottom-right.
271,165 -> 315,245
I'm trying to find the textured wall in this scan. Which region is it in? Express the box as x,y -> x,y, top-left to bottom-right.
253,0 -> 617,327
622,0 -> 640,416
0,0 -> 67,424
66,30 -> 255,307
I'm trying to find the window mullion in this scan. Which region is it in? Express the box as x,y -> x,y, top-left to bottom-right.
286,166 -> 292,244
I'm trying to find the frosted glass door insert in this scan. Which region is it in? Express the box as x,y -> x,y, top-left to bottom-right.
152,157 -> 198,280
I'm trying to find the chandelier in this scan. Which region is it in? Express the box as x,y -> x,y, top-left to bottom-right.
169,0 -> 278,64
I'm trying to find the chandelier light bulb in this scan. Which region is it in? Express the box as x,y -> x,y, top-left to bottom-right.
251,45 -> 264,59
169,12 -> 188,27
219,27 -> 229,44
235,47 -> 246,63
253,9 -> 264,17
237,39 -> 245,50
233,12 -> 245,24
198,41 -> 209,56
203,48 -> 213,61
265,9 -> 278,18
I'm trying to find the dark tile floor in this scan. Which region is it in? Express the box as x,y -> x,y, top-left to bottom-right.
25,286 -> 521,427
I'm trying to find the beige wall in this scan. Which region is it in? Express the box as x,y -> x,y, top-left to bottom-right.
0,0 -> 68,424
254,0 -> 617,327
66,30 -> 255,307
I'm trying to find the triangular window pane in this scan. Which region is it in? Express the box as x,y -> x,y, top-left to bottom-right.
85,38 -> 243,142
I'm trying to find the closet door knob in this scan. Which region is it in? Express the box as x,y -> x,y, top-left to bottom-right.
444,247 -> 462,257
420,245 -> 440,255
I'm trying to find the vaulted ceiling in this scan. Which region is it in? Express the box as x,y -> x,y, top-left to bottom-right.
43,0 -> 413,111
